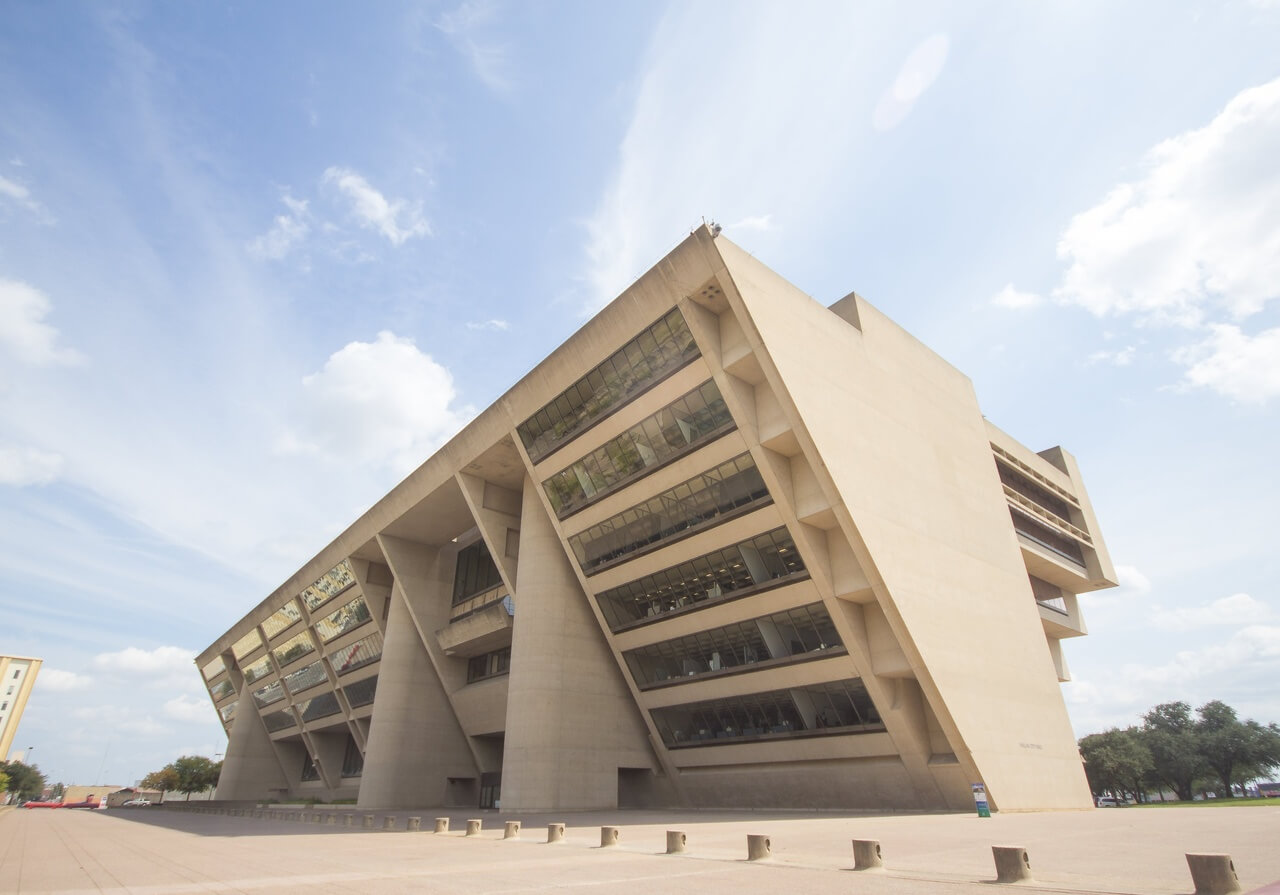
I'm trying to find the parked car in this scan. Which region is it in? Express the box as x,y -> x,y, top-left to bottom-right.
122,798 -> 152,807
1096,796 -> 1121,807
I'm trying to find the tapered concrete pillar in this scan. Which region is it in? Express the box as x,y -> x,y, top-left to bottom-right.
358,536 -> 478,809
500,476 -> 654,811
215,694 -> 288,800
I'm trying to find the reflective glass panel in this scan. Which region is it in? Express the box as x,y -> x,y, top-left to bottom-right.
263,709 -> 296,732
466,647 -> 511,683
298,692 -> 341,722
596,527 -> 806,630
219,700 -> 238,723
201,656 -> 226,680
568,453 -> 770,574
242,655 -> 272,684
542,380 -> 734,518
315,596 -> 372,642
332,631 -> 383,674
342,735 -> 364,777
649,678 -> 882,748
231,629 -> 263,660
262,600 -> 302,639
300,559 -> 357,612
284,660 -> 327,694
273,631 -> 316,668
252,680 -> 285,708
517,308 -> 700,462
210,678 -> 235,701
343,675 -> 378,708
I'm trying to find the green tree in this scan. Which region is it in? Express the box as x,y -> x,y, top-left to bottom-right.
1,761 -> 47,802
140,766 -> 180,793
1141,701 -> 1206,801
0,768 -> 8,797
1080,726 -> 1152,801
171,755 -> 222,794
1195,701 -> 1280,796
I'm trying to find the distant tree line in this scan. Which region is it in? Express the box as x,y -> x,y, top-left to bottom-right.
1080,700 -> 1280,802
140,755 -> 222,796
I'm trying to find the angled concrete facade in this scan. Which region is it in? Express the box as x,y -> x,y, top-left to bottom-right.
198,227 -> 1115,812
1,654 -> 42,763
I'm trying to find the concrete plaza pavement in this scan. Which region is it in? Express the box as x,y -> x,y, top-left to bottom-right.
0,803 -> 1277,894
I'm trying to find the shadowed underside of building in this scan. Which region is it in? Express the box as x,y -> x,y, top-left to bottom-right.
199,227 -> 1116,813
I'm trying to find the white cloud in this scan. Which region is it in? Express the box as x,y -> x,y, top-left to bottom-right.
465,319 -> 509,331
0,174 -> 51,221
0,279 -> 85,366
278,331 -> 473,473
163,694 -> 212,723
728,214 -> 774,233
1115,564 -> 1151,593
1086,345 -> 1136,367
322,167 -> 431,246
36,669 -> 93,692
872,34 -> 950,132
1173,324 -> 1280,403
1154,593 -> 1273,631
435,0 -> 513,94
93,646 -> 196,682
0,444 -> 65,486
248,194 -> 311,261
1053,77 -> 1280,325
991,284 -> 1043,310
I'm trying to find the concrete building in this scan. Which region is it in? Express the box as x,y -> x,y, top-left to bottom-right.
1,655 -> 41,763
199,226 -> 1116,813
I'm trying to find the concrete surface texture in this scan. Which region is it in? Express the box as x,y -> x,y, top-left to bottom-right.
1,804 -> 1277,894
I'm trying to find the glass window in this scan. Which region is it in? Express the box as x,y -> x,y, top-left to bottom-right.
342,735 -> 364,778
218,700 -> 238,723
262,600 -> 303,639
301,753 -> 321,781
231,629 -> 263,660
332,631 -> 383,674
242,655 -> 273,685
343,675 -> 378,708
623,602 -> 842,688
273,631 -> 316,668
453,540 -> 503,605
650,678 -> 881,748
251,680 -> 285,708
541,380 -> 736,518
315,596 -> 372,642
209,678 -> 235,701
568,453 -> 771,575
596,527 -> 806,630
517,308 -> 702,462
262,709 -> 297,733
466,647 -> 511,683
284,660 -> 327,694
298,692 -> 340,722
299,559 -> 357,612
201,656 -> 226,681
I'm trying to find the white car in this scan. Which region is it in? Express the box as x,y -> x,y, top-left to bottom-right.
122,798 -> 152,807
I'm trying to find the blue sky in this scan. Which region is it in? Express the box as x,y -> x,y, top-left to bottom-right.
2,0 -> 1277,788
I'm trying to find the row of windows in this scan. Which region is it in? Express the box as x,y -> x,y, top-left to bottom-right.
453,539 -> 503,605
517,308 -> 700,463
542,380 -> 734,519
245,630 -> 384,711
314,596 -> 372,643
998,464 -> 1074,524
596,527 -> 806,630
569,453 -> 770,575
283,659 -> 328,695
623,602 -> 842,688
261,675 -> 378,734
1011,509 -> 1086,567
650,678 -> 883,748
466,647 -> 511,683
201,656 -> 226,681
299,559 -> 356,612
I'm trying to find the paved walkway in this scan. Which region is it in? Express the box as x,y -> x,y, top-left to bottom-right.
1,804 -> 1277,894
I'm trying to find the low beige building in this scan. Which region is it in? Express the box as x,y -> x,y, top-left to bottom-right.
1,654 -> 41,763
199,226 -> 1116,813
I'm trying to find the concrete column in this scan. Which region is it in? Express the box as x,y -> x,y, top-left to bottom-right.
500,476 -> 654,811
358,537 -> 478,809
215,693 -> 288,800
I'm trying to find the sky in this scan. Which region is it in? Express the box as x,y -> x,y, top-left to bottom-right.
1,0 -> 1277,788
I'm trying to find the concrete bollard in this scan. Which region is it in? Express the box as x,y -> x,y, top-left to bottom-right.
852,839 -> 885,871
547,822 -> 566,843
312,814 -> 322,824
465,818 -> 482,837
601,826 -> 620,847
504,820 -> 521,839
383,816 -> 398,831
1186,854 -> 1242,895
407,817 -> 422,832
993,846 -> 1034,884
434,817 -> 450,833
362,814 -> 375,829
325,814 -> 336,825
343,814 -> 353,827
747,834 -> 772,861
666,830 -> 687,854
